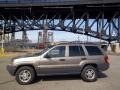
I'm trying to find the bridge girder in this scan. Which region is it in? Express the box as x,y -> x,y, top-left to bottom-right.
0,5 -> 120,42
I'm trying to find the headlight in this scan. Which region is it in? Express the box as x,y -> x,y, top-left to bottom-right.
10,56 -> 19,65
9,59 -> 14,65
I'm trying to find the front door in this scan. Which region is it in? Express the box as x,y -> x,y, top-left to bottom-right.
38,46 -> 68,75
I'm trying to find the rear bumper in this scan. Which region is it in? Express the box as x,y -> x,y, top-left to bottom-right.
6,64 -> 17,76
98,63 -> 110,71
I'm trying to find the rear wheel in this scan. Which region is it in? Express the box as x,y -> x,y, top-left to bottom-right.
15,66 -> 35,85
81,65 -> 98,82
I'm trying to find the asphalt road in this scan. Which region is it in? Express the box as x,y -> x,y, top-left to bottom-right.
0,55 -> 120,90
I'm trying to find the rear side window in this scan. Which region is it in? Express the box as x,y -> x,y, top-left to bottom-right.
85,46 -> 103,55
69,46 -> 85,56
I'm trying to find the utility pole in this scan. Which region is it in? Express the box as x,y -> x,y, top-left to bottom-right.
1,24 -> 4,54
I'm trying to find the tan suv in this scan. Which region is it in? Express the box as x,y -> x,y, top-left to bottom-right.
7,43 -> 109,85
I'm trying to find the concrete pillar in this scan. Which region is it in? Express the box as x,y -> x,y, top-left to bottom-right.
11,32 -> 15,41
8,33 -> 10,42
118,16 -> 120,42
0,35 -> 2,41
47,32 -> 54,44
43,25 -> 48,47
114,43 -> 120,53
22,30 -> 28,41
107,44 -> 112,52
38,32 -> 43,44
11,25 -> 15,41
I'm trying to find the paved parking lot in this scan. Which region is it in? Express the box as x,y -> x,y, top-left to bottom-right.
0,55 -> 120,90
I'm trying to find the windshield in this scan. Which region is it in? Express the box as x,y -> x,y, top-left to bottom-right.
32,46 -> 53,56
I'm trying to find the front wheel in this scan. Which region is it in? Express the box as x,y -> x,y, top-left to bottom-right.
81,65 -> 98,82
15,66 -> 35,85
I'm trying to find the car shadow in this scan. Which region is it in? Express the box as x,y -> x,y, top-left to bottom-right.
34,72 -> 108,84
34,75 -> 81,83
98,72 -> 108,79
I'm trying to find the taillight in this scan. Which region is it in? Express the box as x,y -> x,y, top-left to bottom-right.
104,55 -> 109,64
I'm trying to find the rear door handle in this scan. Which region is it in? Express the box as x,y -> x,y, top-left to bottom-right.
59,59 -> 65,61
81,58 -> 87,60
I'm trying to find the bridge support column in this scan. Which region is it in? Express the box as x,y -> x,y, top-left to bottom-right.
22,29 -> 28,42
108,20 -> 111,43
118,15 -> 120,42
114,43 -> 120,53
48,32 -> 54,45
0,35 -> 2,41
11,23 -> 15,41
7,33 -> 10,42
38,32 -> 43,44
11,32 -> 15,41
107,44 -> 112,53
85,13 -> 89,32
43,15 -> 49,47
43,25 -> 48,47
107,43 -> 120,53
84,13 -> 89,42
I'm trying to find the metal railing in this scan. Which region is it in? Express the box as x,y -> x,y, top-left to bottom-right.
0,0 -> 79,4
0,0 -> 119,6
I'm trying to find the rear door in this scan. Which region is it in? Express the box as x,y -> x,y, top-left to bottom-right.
64,45 -> 86,73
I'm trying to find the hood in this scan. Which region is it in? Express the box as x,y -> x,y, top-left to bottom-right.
12,54 -> 33,60
12,51 -> 42,60
12,54 -> 40,65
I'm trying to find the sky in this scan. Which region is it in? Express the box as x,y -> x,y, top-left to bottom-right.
15,30 -> 101,43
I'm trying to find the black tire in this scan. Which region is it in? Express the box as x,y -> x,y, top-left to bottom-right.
15,66 -> 35,85
81,65 -> 98,82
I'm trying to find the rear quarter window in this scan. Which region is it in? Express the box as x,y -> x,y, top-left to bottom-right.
85,46 -> 103,55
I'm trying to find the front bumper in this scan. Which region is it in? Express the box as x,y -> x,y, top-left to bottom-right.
6,64 -> 17,76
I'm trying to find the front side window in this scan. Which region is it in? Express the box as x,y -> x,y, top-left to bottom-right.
85,46 -> 103,55
69,46 -> 85,56
47,46 -> 65,58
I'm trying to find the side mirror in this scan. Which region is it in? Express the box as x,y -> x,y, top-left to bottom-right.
44,54 -> 51,58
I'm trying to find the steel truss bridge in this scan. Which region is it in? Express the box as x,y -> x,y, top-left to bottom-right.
0,0 -> 120,43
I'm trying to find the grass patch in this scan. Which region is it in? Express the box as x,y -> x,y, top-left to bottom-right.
0,53 -> 18,57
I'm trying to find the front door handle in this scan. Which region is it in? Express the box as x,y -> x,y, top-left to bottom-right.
59,59 -> 65,61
